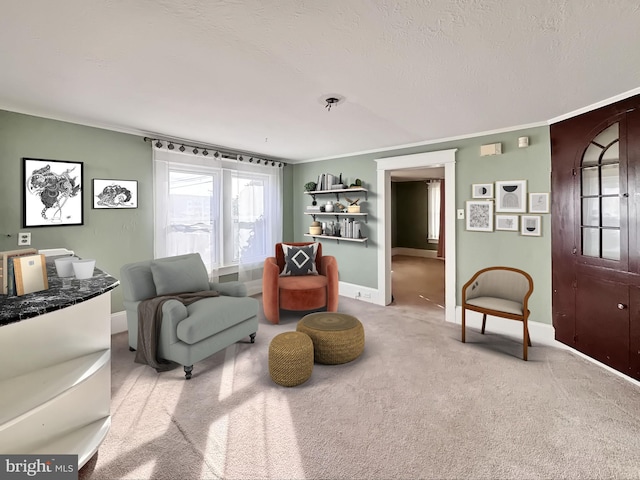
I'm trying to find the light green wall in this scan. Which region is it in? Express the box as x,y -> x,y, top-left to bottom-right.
0,108 -> 550,324
291,125 -> 552,324
293,158 -> 378,288
0,110 -> 154,313
0,109 -> 294,313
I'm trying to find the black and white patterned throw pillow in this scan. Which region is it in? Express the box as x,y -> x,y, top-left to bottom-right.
280,243 -> 319,276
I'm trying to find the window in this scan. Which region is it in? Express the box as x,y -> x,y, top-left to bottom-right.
580,122 -> 620,260
154,147 -> 282,278
427,180 -> 441,242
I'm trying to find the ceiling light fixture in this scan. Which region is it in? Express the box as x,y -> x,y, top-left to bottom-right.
325,97 -> 340,111
155,140 -> 163,148
203,149 -> 208,156
179,145 -> 185,152
193,148 -> 199,154
168,142 -> 174,150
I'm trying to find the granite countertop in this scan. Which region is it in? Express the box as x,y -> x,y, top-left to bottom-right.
0,256 -> 120,327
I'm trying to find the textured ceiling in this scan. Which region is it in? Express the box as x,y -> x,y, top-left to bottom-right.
1,1 -> 639,162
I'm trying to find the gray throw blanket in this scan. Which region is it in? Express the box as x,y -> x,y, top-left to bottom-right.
135,290 -> 220,372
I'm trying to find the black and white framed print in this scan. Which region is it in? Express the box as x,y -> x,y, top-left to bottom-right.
495,180 -> 527,213
521,215 -> 542,236
23,158 -> 84,227
471,183 -> 493,199
93,179 -> 138,209
529,192 -> 550,213
495,214 -> 519,232
465,200 -> 494,232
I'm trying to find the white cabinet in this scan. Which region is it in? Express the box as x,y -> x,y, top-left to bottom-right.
0,292 -> 112,468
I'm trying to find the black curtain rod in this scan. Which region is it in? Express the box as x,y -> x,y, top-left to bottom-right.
143,137 -> 286,167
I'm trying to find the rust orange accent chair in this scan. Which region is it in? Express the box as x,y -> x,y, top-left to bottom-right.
262,242 -> 339,324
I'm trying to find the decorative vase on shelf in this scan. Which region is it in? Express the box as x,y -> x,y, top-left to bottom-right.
325,201 -> 334,212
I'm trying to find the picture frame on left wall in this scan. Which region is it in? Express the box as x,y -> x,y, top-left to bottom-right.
23,158 -> 84,227
93,179 -> 138,209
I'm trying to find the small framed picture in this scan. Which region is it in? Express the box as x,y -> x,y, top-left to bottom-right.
521,215 -> 542,236
466,200 -> 494,232
495,214 -> 519,232
472,183 -> 493,199
495,180 -> 527,213
93,179 -> 138,209
23,158 -> 84,227
529,192 -> 550,213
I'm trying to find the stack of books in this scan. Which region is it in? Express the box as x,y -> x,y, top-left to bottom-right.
316,173 -> 343,191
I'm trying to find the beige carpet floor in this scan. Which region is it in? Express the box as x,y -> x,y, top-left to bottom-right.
79,258 -> 640,479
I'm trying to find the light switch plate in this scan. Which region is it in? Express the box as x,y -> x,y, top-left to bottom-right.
457,209 -> 464,220
18,232 -> 31,245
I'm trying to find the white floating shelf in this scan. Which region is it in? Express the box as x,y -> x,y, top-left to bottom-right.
304,233 -> 368,244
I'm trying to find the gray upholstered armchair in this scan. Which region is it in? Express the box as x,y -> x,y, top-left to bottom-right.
461,266 -> 534,360
120,253 -> 259,379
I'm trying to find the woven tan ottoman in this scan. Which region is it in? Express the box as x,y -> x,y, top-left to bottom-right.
297,312 -> 365,365
269,331 -> 314,387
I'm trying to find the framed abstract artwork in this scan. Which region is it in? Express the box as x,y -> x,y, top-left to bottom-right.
495,180 -> 527,213
472,183 -> 493,199
529,192 -> 550,213
466,200 -> 494,232
521,215 -> 542,236
93,179 -> 138,209
22,158 -> 84,227
495,214 -> 519,232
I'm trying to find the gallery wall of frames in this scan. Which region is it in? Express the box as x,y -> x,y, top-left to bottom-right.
465,180 -> 549,236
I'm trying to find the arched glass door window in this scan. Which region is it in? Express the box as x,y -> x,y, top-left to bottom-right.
580,122 -> 620,260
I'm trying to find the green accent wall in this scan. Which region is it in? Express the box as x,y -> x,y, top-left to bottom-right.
0,110 -> 154,313
0,108 -> 550,325
292,125 -> 552,324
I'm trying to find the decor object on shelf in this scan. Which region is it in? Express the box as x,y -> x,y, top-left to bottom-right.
461,266 -> 534,360
344,195 -> 361,213
93,179 -> 138,209
23,158 -> 83,227
325,200 -> 334,212
0,248 -> 37,295
348,178 -> 363,188
72,259 -> 96,279
296,312 -> 365,364
269,331 -> 314,387
13,254 -> 48,296
309,221 -> 322,235
304,181 -> 317,192
472,183 -> 493,199
521,215 -> 542,236
120,253 -> 259,379
262,242 -> 338,324
495,180 -> 527,213
528,192 -> 550,213
465,200 -> 494,232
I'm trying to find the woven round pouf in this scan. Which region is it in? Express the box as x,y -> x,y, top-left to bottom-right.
296,312 -> 365,365
269,331 -> 314,387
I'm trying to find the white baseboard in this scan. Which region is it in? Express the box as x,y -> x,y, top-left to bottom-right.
451,306 -> 564,348
339,281 -> 384,305
392,247 -> 440,259
451,307 -> 640,389
111,311 -> 127,335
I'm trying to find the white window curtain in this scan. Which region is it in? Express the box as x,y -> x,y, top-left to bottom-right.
427,180 -> 441,242
153,144 -> 282,291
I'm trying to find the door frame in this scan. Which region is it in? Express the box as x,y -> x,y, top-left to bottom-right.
376,149 -> 457,321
